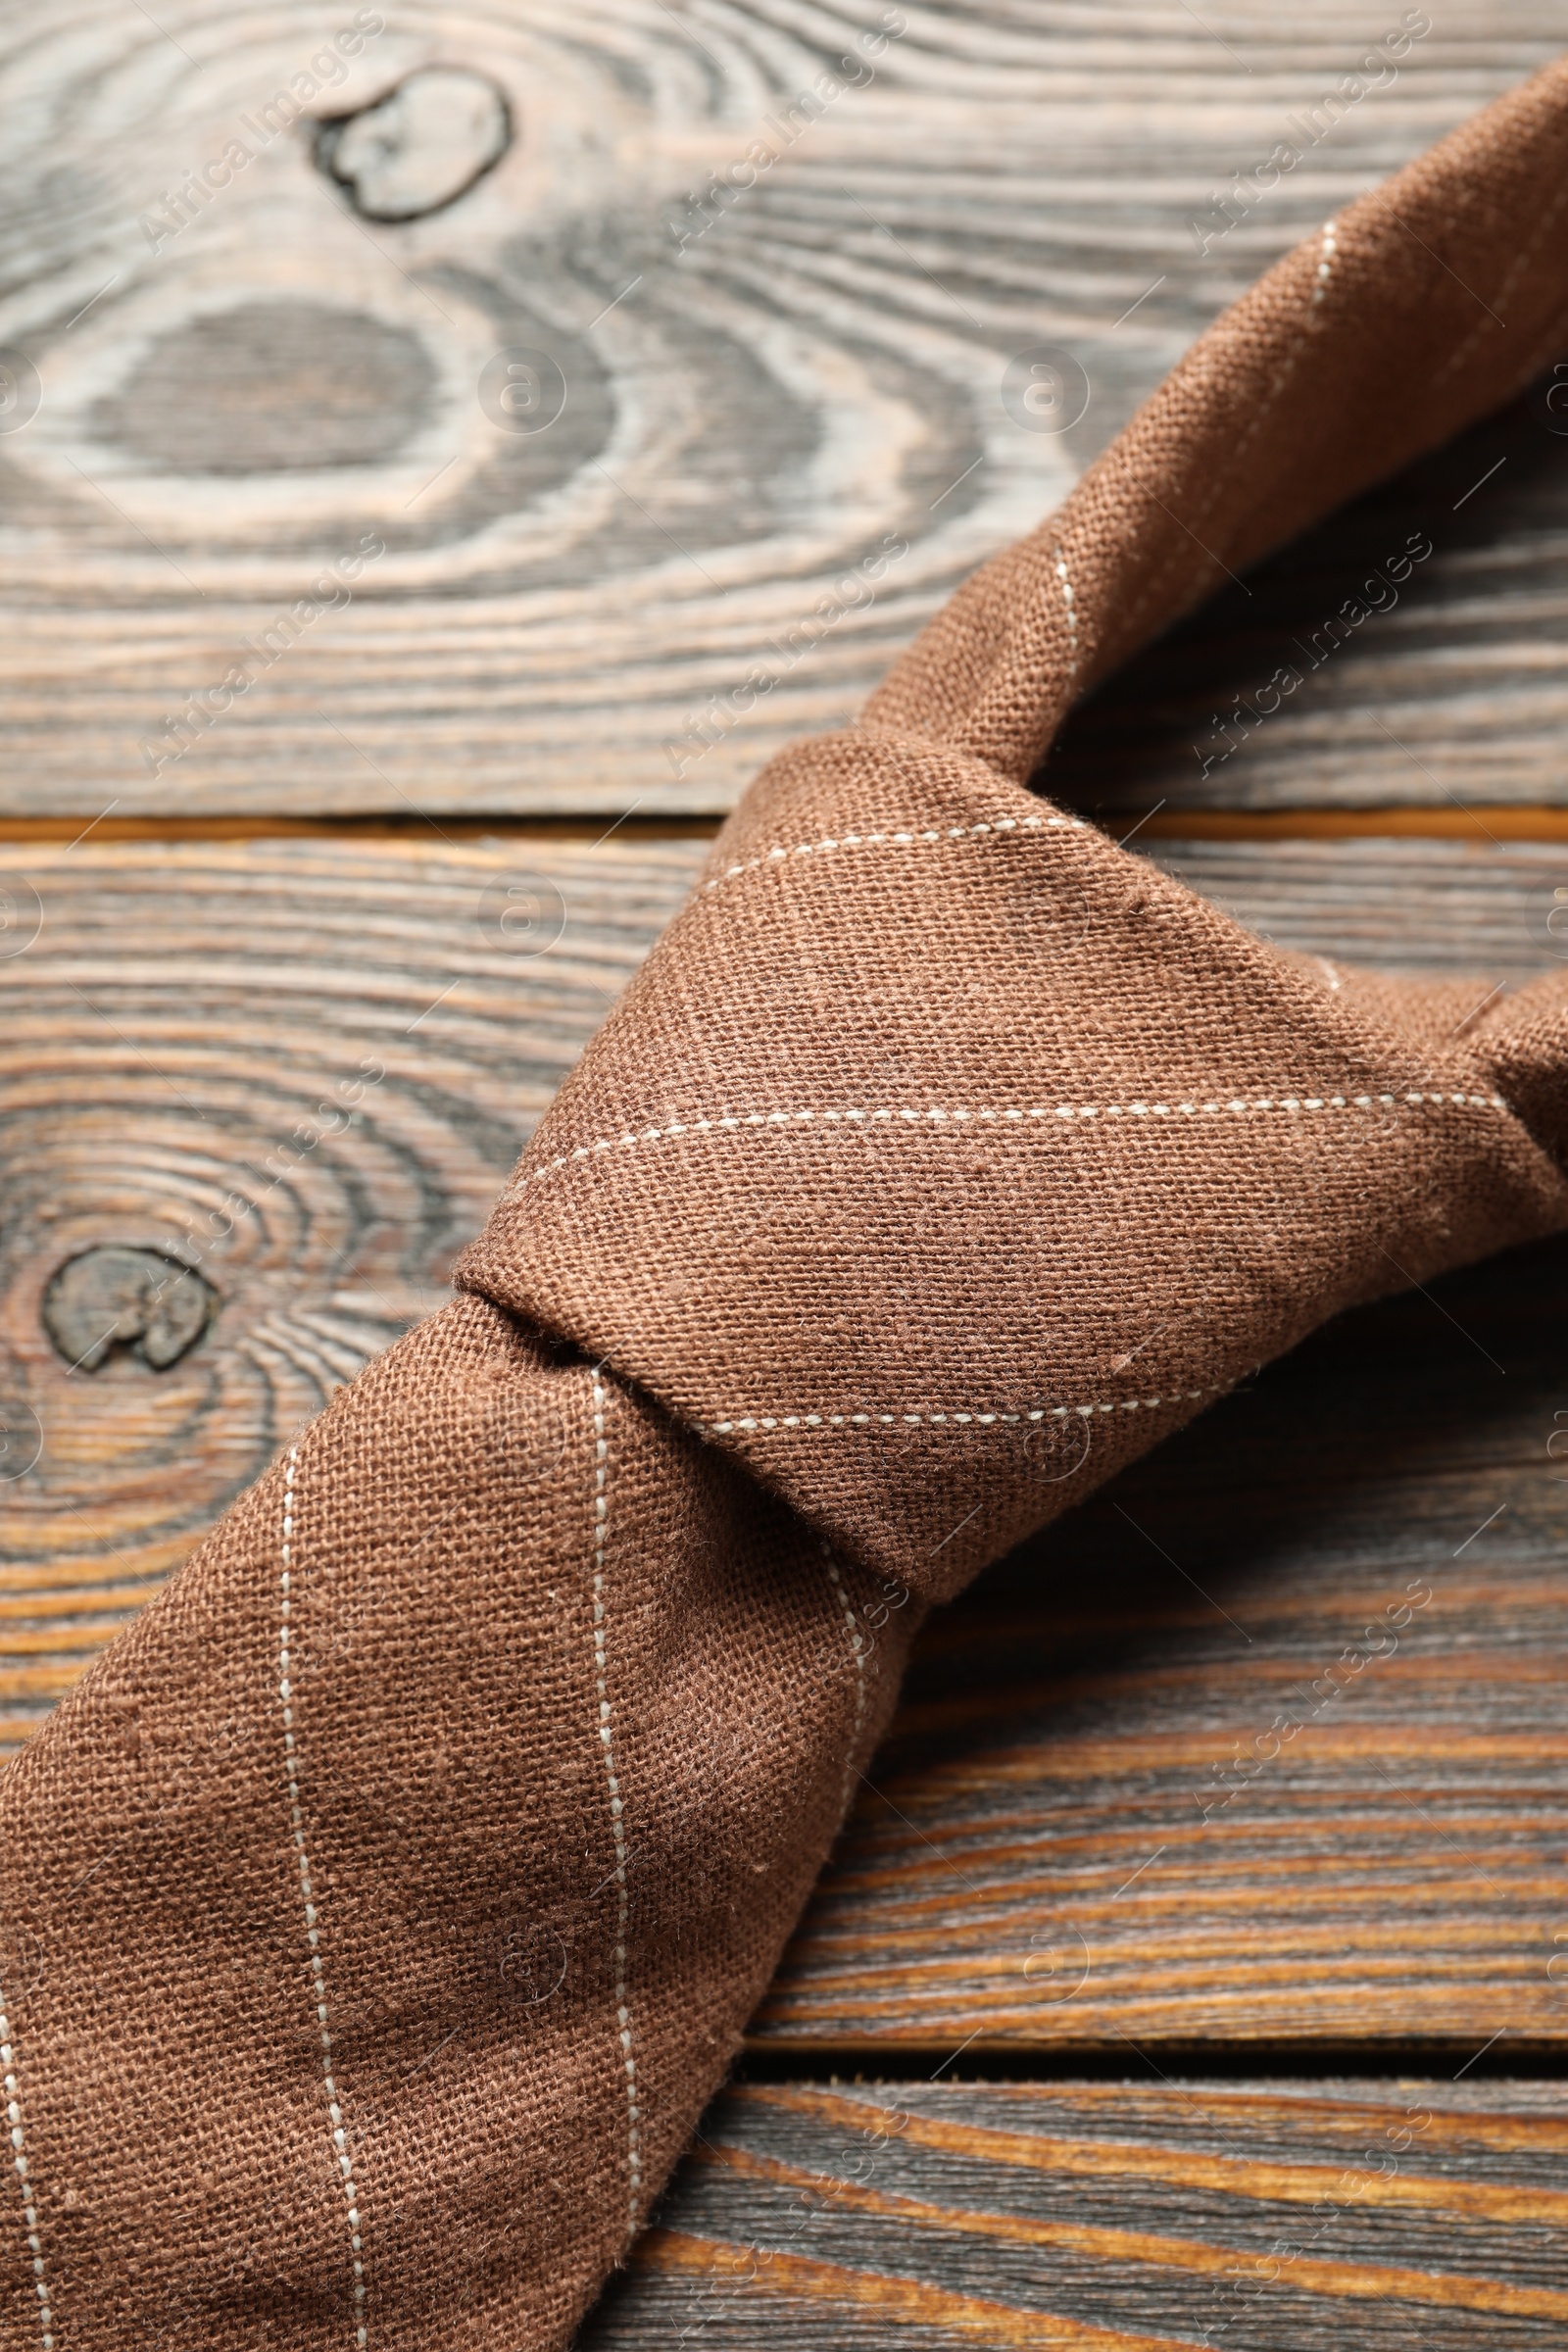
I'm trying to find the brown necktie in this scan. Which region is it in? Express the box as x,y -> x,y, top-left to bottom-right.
4,54 -> 1567,2352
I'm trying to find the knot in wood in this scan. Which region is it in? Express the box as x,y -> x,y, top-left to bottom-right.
316,68 -> 512,221
42,1248 -> 216,1373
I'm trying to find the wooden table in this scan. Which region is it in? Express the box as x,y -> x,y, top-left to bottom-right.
2,3 -> 1566,2341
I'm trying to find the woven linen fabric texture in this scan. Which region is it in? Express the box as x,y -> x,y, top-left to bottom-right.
4,53 -> 1568,2352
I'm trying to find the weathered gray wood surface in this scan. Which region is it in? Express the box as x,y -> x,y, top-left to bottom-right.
7,9 -> 1568,2341
1147,836 -> 1568,973
2,1 -> 1565,812
0,834 -> 692,1738
583,2082 -> 1568,2348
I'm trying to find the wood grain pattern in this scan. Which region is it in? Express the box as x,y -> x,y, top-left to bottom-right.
2,1 -> 1563,813
0,834 -> 698,1741
582,2081 -> 1568,2348
1146,836 -> 1568,975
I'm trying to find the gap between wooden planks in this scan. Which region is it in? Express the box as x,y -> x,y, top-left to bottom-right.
3,808 -> 1568,844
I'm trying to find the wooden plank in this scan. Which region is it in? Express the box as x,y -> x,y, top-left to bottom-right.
582,2081 -> 1568,2348
0,830 -> 1563,1737
0,834 -> 1564,2062
2,2 -> 1562,814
